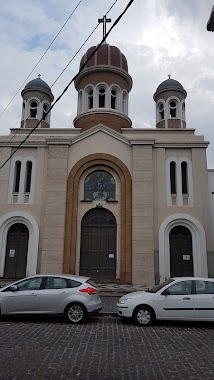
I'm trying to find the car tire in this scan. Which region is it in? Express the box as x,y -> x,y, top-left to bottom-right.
133,305 -> 155,327
64,303 -> 87,324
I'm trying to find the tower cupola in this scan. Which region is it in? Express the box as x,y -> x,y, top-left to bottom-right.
153,76 -> 187,129
73,43 -> 133,133
21,76 -> 54,129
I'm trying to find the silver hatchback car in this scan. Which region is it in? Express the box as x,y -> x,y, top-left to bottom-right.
0,274 -> 102,323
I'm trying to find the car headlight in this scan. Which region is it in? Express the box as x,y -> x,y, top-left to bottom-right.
118,298 -> 131,304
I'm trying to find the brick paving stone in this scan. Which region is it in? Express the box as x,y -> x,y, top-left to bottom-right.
0,317 -> 214,379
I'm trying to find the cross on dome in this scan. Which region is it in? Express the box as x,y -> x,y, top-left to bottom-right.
98,15 -> 111,42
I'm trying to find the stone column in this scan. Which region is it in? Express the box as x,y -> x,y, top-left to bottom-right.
40,142 -> 70,274
131,141 -> 155,286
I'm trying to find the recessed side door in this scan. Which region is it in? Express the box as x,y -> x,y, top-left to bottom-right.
194,280 -> 214,321
156,280 -> 195,320
0,277 -> 43,314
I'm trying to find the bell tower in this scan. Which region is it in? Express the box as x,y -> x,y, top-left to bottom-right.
153,76 -> 187,129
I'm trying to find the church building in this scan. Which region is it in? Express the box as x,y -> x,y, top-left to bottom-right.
0,37 -> 213,286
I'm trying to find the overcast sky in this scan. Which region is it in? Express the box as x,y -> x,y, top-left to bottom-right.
1,0 -> 214,166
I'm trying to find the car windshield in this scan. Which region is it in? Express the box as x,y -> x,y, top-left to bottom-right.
146,279 -> 174,293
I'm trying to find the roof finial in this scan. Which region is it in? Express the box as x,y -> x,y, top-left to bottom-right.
98,15 -> 111,42
168,74 -> 171,79
38,74 -> 41,79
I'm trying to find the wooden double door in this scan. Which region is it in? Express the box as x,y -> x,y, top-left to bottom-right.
4,223 -> 29,279
80,208 -> 117,281
170,226 -> 193,277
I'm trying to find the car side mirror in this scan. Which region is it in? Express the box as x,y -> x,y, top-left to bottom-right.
9,285 -> 18,292
162,289 -> 170,296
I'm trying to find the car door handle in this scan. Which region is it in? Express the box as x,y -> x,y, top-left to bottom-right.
183,297 -> 191,300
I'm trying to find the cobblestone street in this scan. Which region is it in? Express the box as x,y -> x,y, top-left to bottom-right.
0,316 -> 214,380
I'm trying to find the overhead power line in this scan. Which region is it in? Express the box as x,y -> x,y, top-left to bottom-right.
0,0 -> 118,154
0,0 -> 134,170
0,0 -> 84,119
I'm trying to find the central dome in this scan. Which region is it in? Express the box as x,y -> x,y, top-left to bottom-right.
79,43 -> 129,73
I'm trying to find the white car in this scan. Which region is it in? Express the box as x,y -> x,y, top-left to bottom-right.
117,277 -> 214,326
0,274 -> 102,324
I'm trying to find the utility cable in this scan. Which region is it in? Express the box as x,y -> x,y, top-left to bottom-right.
0,0 -> 83,119
0,0 -> 134,169
0,0 -> 118,154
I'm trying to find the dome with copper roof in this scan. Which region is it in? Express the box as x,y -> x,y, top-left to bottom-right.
79,43 -> 129,73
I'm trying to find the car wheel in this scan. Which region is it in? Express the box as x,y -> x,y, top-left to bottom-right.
133,305 -> 155,327
64,303 -> 87,324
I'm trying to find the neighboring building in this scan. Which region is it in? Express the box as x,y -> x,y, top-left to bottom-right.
0,42 -> 213,285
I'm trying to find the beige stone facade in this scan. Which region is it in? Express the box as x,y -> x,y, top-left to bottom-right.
0,44 -> 213,285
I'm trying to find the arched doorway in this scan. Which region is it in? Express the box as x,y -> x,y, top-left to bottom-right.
169,225 -> 193,277
4,223 -> 29,279
80,208 -> 117,281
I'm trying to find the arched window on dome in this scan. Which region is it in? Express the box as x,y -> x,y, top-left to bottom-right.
111,88 -> 117,110
30,100 -> 38,118
182,101 -> 186,120
158,102 -> 165,121
84,170 -> 116,201
78,90 -> 83,114
21,101 -> 26,121
169,100 -> 177,118
122,90 -> 128,114
98,87 -> 106,108
87,88 -> 94,109
42,102 -> 49,121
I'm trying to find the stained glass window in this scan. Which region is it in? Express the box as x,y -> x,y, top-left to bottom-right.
84,171 -> 116,201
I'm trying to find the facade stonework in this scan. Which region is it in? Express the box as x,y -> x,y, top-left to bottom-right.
0,44 -> 214,285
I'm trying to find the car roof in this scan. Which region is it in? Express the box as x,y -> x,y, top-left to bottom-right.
172,277 -> 214,281
17,274 -> 90,282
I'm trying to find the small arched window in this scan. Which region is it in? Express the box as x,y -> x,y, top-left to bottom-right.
84,170 -> 116,201
170,161 -> 176,194
30,100 -> 38,118
169,100 -> 177,118
122,91 -> 128,114
181,161 -> 188,194
88,89 -> 93,109
13,161 -> 21,192
25,161 -> 32,193
43,103 -> 49,120
22,102 -> 26,120
182,102 -> 185,120
99,87 -> 106,107
111,89 -> 117,109
158,102 -> 164,120
78,91 -> 83,114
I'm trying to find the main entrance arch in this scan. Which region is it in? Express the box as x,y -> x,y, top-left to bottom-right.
80,208 -> 116,281
4,223 -> 29,279
64,153 -> 132,283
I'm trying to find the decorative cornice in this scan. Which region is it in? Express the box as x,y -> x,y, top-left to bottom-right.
71,124 -> 131,146
75,65 -> 133,91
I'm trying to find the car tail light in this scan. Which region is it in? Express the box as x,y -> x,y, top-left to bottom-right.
79,287 -> 97,295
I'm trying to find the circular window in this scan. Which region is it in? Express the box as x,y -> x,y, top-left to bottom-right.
111,89 -> 117,96
159,103 -> 164,111
88,89 -> 93,96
